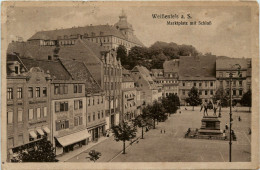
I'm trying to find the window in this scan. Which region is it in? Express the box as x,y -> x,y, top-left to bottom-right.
93,112 -> 95,121
88,98 -> 91,106
43,107 -> 47,117
37,108 -> 41,119
205,90 -> 208,95
56,120 -> 69,131
7,88 -> 13,99
205,82 -> 208,87
210,90 -> 213,95
79,116 -> 83,125
233,90 -> 236,96
36,87 -> 40,97
54,85 -> 59,95
101,97 -> 103,103
199,83 -> 202,87
74,84 -> 78,93
64,84 -> 68,94
74,100 -> 79,110
97,98 -> 100,104
74,117 -> 79,126
194,83 -> 196,87
98,111 -> 100,119
88,115 -> 91,122
18,109 -> 23,122
102,111 -> 104,118
93,98 -> 95,105
55,102 -> 68,112
239,90 -> 243,96
17,87 -> 22,99
18,135 -> 23,145
79,100 -> 83,109
28,87 -> 33,98
42,87 -> 47,97
7,111 -> 13,124
233,80 -> 236,86
239,81 -> 242,86
78,85 -> 82,93
210,82 -> 213,87
29,109 -> 34,120
8,138 -> 14,148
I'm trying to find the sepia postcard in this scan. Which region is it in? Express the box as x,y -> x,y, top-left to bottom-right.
1,1 -> 259,169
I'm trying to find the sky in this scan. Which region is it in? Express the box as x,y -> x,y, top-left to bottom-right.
3,2 -> 255,58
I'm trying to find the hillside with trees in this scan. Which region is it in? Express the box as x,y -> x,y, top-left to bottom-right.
117,41 -> 199,70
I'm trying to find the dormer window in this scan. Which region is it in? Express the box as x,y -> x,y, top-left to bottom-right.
15,66 -> 19,74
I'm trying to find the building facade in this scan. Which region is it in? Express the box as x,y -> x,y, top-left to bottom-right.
27,11 -> 143,52
131,66 -> 162,105
216,57 -> 249,101
178,55 -> 216,105
121,69 -> 137,122
6,55 -> 52,161
51,80 -> 89,155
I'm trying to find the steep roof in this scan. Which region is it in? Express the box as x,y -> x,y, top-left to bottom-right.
59,58 -> 103,94
216,57 -> 248,70
163,59 -> 180,73
28,24 -> 144,46
18,57 -> 71,80
7,39 -> 104,63
179,55 -> 216,80
122,68 -> 134,82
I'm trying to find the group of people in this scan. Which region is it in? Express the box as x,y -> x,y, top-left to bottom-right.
200,100 -> 221,117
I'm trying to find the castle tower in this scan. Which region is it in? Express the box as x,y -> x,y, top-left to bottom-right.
114,10 -> 134,39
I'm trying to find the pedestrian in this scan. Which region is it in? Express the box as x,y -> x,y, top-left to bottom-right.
225,123 -> 228,130
213,103 -> 217,116
200,102 -> 204,112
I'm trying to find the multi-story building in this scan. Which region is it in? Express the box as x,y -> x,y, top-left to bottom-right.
151,59 -> 180,97
178,55 -> 216,105
131,65 -> 162,105
8,34 -> 123,130
51,80 -> 87,155
26,11 -> 143,52
216,57 -> 248,101
121,69 -> 137,122
60,59 -> 106,142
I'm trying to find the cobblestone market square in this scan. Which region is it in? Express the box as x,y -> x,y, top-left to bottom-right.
67,106 -> 251,162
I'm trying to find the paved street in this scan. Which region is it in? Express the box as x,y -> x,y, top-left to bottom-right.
67,106 -> 251,162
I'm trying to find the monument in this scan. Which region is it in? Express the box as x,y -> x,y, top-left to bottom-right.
198,116 -> 223,138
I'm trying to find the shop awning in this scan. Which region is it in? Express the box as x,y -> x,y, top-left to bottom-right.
56,129 -> 91,147
29,131 -> 37,138
43,127 -> 50,134
36,129 -> 44,136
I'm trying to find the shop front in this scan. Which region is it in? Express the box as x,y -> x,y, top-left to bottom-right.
88,124 -> 106,142
54,129 -> 91,156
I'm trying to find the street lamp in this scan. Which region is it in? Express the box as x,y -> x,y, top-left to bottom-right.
228,64 -> 241,162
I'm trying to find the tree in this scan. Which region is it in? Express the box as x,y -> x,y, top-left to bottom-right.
132,113 -> 152,139
162,93 -> 180,115
147,100 -> 166,129
88,150 -> 101,162
111,121 -> 137,154
213,88 -> 229,107
11,138 -> 56,162
185,87 -> 202,111
116,45 -> 128,68
241,89 -> 252,112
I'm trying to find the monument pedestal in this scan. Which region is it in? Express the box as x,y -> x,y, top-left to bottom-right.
198,116 -> 223,138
